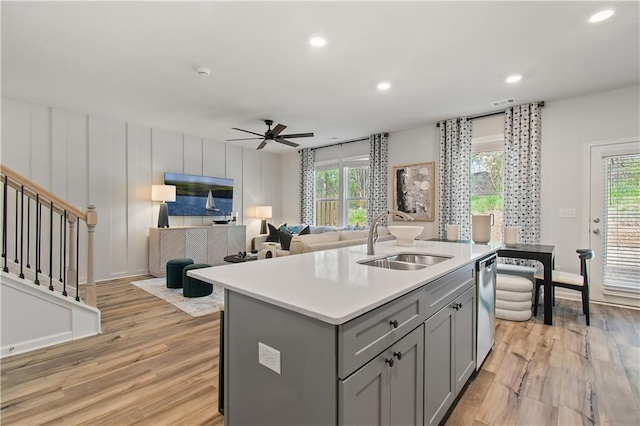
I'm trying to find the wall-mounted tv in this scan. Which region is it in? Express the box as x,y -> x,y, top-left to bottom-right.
164,172 -> 233,217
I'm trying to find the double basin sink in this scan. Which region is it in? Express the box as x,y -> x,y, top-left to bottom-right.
358,253 -> 450,271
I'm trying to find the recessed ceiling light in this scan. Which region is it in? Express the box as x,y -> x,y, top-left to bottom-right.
309,36 -> 326,47
196,67 -> 210,77
377,82 -> 391,91
588,7 -> 616,23
505,74 -> 522,84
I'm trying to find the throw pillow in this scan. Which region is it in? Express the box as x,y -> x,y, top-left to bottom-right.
278,230 -> 293,251
278,223 -> 291,234
266,223 -> 279,242
299,225 -> 311,235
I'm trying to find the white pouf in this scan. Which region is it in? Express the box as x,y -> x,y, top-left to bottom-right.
496,289 -> 532,302
496,308 -> 532,322
496,274 -> 533,292
495,273 -> 533,321
496,299 -> 532,311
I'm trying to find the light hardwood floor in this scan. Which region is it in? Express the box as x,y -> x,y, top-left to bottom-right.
1,276 -> 639,425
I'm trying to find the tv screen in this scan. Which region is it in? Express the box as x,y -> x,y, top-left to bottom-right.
164,172 -> 233,217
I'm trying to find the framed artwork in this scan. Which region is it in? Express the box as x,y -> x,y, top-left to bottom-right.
392,162 -> 436,221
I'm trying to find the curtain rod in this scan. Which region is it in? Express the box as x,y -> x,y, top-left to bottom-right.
299,136 -> 371,152
436,101 -> 545,127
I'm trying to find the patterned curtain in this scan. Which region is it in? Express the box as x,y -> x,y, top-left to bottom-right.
299,148 -> 315,224
367,133 -> 389,226
503,103 -> 542,245
438,118 -> 472,239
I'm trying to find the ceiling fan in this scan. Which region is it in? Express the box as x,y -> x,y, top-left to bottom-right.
226,119 -> 314,150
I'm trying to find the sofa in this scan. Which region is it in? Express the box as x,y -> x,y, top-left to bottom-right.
252,226 -> 395,257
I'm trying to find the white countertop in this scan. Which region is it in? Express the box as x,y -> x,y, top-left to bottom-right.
188,240 -> 499,325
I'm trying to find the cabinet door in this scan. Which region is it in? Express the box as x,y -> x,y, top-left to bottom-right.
454,286 -> 476,395
340,354 -> 391,426
159,229 -> 186,274
424,304 -> 455,426
390,327 -> 424,426
207,227 -> 228,265
227,225 -> 246,254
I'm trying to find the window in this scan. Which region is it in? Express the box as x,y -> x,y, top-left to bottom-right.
470,139 -> 503,242
315,157 -> 368,227
603,154 -> 640,291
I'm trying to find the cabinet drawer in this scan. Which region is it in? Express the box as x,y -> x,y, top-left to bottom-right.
338,287 -> 426,379
424,265 -> 474,319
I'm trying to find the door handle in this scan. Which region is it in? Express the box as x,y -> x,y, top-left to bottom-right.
593,229 -> 601,235
593,218 -> 600,223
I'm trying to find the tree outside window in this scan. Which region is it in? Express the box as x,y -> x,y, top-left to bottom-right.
471,149 -> 503,242
315,158 -> 368,227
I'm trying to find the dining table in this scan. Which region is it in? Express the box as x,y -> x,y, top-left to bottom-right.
497,243 -> 556,325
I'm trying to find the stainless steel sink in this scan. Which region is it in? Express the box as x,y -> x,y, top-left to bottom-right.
359,259 -> 427,270
358,252 -> 451,271
385,253 -> 450,266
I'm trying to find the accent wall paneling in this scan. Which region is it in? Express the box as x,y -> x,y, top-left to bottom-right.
1,97 -> 282,281
126,123 -> 154,276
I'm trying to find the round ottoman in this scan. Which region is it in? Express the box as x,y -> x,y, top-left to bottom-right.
182,263 -> 213,298
496,274 -> 533,321
166,258 -> 194,288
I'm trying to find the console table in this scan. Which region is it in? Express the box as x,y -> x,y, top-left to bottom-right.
149,225 -> 246,277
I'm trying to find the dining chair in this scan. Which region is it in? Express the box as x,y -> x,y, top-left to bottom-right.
533,249 -> 595,325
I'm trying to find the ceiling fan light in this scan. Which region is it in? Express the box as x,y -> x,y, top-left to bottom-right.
310,36 -> 326,47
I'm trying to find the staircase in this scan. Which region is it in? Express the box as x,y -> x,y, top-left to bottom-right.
1,164 -> 101,357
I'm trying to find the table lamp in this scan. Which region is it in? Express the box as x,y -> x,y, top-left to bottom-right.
152,185 -> 176,228
255,205 -> 272,235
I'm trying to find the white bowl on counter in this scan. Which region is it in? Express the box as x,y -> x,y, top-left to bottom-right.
387,225 -> 424,246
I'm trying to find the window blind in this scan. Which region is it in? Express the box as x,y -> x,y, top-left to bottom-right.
603,154 -> 640,291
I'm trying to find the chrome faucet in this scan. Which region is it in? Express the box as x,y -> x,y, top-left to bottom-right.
367,210 -> 414,255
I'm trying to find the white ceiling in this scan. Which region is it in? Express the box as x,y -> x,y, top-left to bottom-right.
2,1 -> 639,153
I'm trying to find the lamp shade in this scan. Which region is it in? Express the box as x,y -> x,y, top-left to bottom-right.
255,205 -> 272,219
151,185 -> 176,202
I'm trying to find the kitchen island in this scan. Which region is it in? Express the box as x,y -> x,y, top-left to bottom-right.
189,240 -> 498,426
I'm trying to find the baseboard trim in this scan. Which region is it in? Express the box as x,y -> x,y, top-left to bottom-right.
1,331 -> 72,358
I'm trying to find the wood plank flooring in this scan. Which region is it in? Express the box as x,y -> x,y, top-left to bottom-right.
1,276 -> 223,426
447,298 -> 640,426
2,276 -> 639,425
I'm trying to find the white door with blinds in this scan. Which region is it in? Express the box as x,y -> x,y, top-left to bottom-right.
589,140 -> 640,307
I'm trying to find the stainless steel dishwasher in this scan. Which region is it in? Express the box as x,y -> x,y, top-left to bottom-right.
476,253 -> 497,370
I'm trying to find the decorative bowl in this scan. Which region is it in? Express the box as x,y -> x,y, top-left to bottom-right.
388,225 -> 424,246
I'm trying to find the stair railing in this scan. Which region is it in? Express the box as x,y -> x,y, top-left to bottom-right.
1,165 -> 98,307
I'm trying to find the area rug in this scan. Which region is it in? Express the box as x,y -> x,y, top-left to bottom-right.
131,277 -> 224,317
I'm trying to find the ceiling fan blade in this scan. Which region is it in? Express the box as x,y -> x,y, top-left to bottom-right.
278,132 -> 314,139
270,124 -> 287,137
256,139 -> 268,150
231,128 -> 265,137
274,138 -> 300,148
226,137 -> 263,141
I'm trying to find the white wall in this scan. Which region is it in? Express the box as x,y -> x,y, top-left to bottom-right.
280,151 -> 301,226
387,126 -> 439,239
1,97 -> 282,281
541,85 -> 640,272
279,86 -> 640,276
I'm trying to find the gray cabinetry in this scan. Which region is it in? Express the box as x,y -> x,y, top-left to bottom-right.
338,286 -> 426,379
424,285 -> 476,426
148,225 -> 246,276
454,286 -> 476,394
339,326 -> 424,426
223,261 -> 479,426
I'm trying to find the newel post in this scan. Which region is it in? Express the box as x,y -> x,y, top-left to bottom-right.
85,205 -> 98,307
